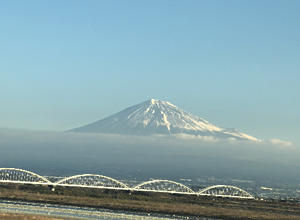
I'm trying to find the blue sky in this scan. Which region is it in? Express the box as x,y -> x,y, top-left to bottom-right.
0,0 -> 299,145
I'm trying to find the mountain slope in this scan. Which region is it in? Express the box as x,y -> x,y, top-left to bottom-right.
69,99 -> 257,141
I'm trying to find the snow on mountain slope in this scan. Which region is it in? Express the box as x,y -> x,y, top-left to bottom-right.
69,99 -> 258,141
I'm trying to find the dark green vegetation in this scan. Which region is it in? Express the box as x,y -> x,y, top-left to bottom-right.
1,183 -> 300,220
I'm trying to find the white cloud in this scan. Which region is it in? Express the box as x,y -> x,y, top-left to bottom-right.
268,139 -> 294,148
0,128 -> 298,165
0,128 -> 296,149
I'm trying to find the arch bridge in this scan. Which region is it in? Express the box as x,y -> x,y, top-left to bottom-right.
54,174 -> 129,189
0,168 -> 254,199
198,185 -> 254,199
133,180 -> 195,194
0,168 -> 51,185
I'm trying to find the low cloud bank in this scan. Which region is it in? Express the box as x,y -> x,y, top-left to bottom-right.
0,128 -> 299,180
0,128 -> 297,156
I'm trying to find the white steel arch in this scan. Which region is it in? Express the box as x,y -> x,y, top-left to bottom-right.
0,168 -> 51,184
133,180 -> 195,194
0,168 -> 255,199
198,185 -> 254,199
55,174 -> 129,189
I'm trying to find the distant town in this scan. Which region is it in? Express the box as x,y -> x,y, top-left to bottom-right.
176,176 -> 300,202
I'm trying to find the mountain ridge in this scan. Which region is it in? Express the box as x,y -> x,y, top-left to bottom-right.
69,99 -> 258,141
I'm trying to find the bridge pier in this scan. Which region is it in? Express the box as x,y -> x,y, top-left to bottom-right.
47,185 -> 55,191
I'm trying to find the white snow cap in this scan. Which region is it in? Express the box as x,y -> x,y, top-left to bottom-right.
70,99 -> 258,141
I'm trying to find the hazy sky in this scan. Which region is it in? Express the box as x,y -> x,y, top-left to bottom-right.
1,1 -> 299,145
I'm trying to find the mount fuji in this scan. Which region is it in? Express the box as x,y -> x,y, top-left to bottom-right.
69,99 -> 258,141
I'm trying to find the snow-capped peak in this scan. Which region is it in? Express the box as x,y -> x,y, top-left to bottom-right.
69,99 -> 258,141
144,99 -> 176,108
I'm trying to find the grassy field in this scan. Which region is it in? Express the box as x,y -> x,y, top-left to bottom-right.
0,183 -> 300,220
0,213 -> 68,220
